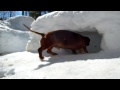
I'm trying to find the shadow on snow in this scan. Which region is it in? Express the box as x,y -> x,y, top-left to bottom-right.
34,50 -> 120,70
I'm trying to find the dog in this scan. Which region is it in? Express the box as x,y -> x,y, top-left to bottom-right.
23,24 -> 90,60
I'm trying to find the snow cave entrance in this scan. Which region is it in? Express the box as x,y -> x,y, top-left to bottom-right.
75,29 -> 102,53
56,29 -> 102,55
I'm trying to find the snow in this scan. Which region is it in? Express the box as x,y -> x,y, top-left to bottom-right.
0,51 -> 120,79
27,11 -> 120,52
0,16 -> 34,54
0,29 -> 29,54
4,16 -> 34,31
1,11 -> 120,79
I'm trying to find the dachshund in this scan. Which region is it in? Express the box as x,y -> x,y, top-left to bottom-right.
23,24 -> 90,60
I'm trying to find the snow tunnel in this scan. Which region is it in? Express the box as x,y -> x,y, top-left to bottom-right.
48,28 -> 103,55
59,28 -> 103,54
26,28 -> 103,55
75,29 -> 102,53
27,11 -> 120,54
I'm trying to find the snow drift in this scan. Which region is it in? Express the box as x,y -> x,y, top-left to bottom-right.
26,11 -> 120,54
0,16 -> 34,54
4,16 -> 34,31
0,29 -> 29,54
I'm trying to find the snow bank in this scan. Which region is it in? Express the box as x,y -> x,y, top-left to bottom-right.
0,29 -> 29,54
27,11 -> 120,53
4,16 -> 34,31
0,16 -> 34,54
0,20 -> 10,29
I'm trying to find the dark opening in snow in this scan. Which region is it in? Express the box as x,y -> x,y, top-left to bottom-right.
75,30 -> 102,53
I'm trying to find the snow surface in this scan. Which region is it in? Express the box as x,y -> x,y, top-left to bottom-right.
27,11 -> 120,52
0,16 -> 34,54
0,51 -> 120,79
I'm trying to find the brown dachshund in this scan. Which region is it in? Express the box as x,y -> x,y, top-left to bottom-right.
23,24 -> 90,60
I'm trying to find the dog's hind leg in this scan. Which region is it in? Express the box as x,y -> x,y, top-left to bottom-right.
79,47 -> 88,54
47,45 -> 58,55
83,47 -> 88,53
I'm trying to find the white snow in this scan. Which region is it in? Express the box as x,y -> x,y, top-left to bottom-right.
1,11 -> 120,79
4,16 -> 34,31
27,11 -> 120,52
0,16 -> 34,54
0,29 -> 29,54
0,51 -> 120,79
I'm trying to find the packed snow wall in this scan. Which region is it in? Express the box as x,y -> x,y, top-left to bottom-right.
26,11 -> 120,54
0,16 -> 34,54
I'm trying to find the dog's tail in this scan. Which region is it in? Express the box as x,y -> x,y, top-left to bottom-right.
23,24 -> 45,38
